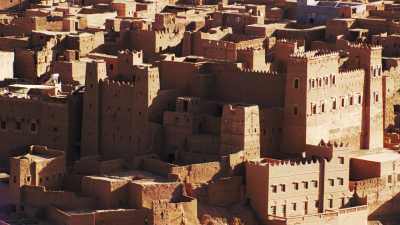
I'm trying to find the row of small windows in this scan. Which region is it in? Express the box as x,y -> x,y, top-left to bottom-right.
308,76 -> 336,89
13,173 -> 64,184
271,180 -> 318,193
387,174 -> 400,184
308,95 -> 363,115
270,198 -> 347,215
0,120 -> 38,132
271,178 -> 344,193
292,76 -> 337,90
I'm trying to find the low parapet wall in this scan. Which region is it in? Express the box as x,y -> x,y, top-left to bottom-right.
267,205 -> 368,225
141,158 -> 223,184
48,207 -> 150,225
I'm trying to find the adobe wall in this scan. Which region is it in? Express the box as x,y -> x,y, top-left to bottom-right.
305,69 -> 365,147
215,69 -> 285,108
21,185 -> 96,210
52,60 -> 87,84
0,95 -> 81,166
81,176 -> 130,209
350,177 -> 400,217
47,206 -> 150,225
260,107 -> 283,156
207,176 -> 243,206
98,79 -> 136,159
350,159 -> 380,180
0,51 -> 14,80
152,197 -> 199,225
128,181 -> 183,209
246,160 -> 269,223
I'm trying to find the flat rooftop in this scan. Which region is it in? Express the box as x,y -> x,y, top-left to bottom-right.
351,149 -> 400,162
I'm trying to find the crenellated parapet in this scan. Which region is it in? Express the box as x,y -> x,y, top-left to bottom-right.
290,50 -> 339,61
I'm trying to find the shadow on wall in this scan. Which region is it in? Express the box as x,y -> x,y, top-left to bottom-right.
368,191 -> 400,221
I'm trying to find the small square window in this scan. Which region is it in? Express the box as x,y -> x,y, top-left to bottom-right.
329,179 -> 334,186
271,185 -> 277,193
293,182 -> 299,190
292,203 -> 297,211
303,181 -> 308,189
280,184 -> 286,192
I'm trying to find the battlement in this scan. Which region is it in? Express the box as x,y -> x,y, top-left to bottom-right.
204,39 -> 237,50
248,157 -> 322,168
290,50 -> 339,60
100,78 -> 134,88
318,139 -> 351,149
237,67 -> 280,77
338,68 -> 364,75
348,42 -> 382,50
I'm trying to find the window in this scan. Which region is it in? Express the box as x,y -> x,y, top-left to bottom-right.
0,120 -> 5,130
312,180 -> 318,188
321,103 -> 325,113
271,185 -> 277,193
318,79 -> 322,87
329,199 -> 333,208
311,80 -> 315,88
341,198 -> 345,207
329,179 -> 334,186
338,157 -> 345,164
375,94 -> 379,103
282,204 -> 287,216
332,98 -> 337,110
388,175 -> 392,183
16,121 -> 21,130
26,176 -> 30,182
293,182 -> 299,190
312,104 -> 317,114
338,178 -> 344,186
304,202 -> 308,214
294,79 -> 299,89
280,184 -> 286,192
292,203 -> 297,211
349,96 -> 354,105
315,200 -> 319,208
271,206 -> 276,215
341,98 -> 345,107
303,181 -> 308,189
293,106 -> 298,115
30,123 -> 37,132
332,76 -> 336,85
358,95 -> 362,104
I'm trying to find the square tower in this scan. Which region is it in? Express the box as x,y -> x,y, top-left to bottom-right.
220,104 -> 260,160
